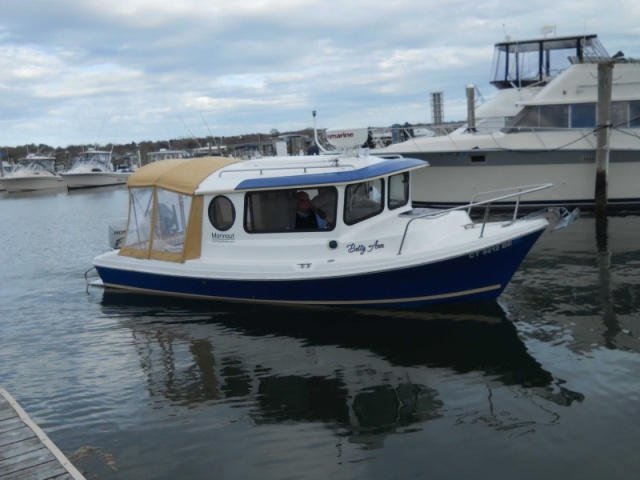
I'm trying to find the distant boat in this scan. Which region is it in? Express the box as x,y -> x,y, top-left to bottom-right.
146,149 -> 191,163
381,33 -> 640,210
61,149 -> 129,189
92,128 -> 577,307
0,160 -> 14,191
1,154 -> 65,193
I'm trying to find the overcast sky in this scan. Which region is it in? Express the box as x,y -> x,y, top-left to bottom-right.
2,0 -> 639,148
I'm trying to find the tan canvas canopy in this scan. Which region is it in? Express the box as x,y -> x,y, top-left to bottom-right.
120,156 -> 240,263
127,156 -> 240,194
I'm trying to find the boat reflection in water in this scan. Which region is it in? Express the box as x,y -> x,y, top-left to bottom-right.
99,293 -> 584,447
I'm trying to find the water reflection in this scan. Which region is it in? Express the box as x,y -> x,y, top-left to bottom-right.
596,216 -> 619,348
100,292 -> 584,446
506,216 -> 640,353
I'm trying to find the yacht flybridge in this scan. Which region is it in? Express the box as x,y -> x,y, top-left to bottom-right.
382,33 -> 640,209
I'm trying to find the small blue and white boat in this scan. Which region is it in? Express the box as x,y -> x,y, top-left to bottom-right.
92,129 -> 576,307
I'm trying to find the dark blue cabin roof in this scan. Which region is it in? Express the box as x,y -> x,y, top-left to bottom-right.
235,157 -> 426,190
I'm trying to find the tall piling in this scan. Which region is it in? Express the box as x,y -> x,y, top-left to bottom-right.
594,61 -> 613,218
466,84 -> 476,133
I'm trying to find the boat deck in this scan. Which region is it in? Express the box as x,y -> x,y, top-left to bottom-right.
0,387 -> 85,479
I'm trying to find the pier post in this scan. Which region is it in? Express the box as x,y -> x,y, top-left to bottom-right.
594,61 -> 613,218
466,84 -> 476,132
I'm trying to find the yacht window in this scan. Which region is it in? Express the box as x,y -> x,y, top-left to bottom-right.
538,105 -> 568,129
611,102 -> 629,128
629,101 -> 640,127
344,178 -> 384,225
388,172 -> 409,210
505,105 -> 568,131
470,155 -> 486,163
570,104 -> 596,128
208,195 -> 235,231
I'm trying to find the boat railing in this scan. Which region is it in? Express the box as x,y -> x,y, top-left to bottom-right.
397,183 -> 553,255
217,160 -> 351,177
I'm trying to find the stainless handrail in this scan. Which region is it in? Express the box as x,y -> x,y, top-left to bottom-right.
217,159 -> 348,177
397,183 -> 553,255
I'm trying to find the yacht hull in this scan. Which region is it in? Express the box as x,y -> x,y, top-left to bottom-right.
61,172 -> 129,189
1,176 -> 65,193
405,148 -> 640,210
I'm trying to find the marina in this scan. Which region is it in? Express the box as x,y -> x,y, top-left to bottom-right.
0,185 -> 639,479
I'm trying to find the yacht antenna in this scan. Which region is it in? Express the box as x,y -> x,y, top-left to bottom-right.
312,111 -> 329,153
178,116 -> 203,149
201,113 -> 222,155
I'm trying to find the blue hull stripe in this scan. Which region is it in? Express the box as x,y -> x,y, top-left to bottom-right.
96,229 -> 544,307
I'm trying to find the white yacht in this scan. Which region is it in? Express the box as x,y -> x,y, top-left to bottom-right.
1,154 -> 65,193
146,149 -> 191,163
382,34 -> 640,210
61,149 -> 129,189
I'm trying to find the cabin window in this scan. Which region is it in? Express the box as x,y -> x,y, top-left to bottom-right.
122,187 -> 191,251
208,195 -> 235,231
151,188 -> 191,253
124,187 -> 154,249
244,187 -> 337,233
388,172 -> 409,210
344,178 -> 384,225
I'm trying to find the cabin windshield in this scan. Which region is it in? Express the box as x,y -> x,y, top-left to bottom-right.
344,178 -> 384,225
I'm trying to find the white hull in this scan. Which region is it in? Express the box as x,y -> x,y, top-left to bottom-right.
1,175 -> 65,193
390,131 -> 640,207
61,172 -> 129,189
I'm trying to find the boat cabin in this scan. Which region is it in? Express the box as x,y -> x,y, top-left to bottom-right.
117,154 -> 421,264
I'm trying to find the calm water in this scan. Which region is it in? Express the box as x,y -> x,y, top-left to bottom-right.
1,187 -> 639,480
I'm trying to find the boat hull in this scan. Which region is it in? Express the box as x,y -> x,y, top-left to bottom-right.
94,228 -> 545,307
61,172 -> 129,189
1,175 -> 65,193
402,148 -> 640,210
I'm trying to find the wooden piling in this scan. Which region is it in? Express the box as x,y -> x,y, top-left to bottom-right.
595,61 -> 613,218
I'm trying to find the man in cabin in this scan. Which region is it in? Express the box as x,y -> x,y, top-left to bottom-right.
311,187 -> 336,228
295,191 -> 319,229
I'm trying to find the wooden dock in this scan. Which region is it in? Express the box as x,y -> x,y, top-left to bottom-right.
0,387 -> 85,480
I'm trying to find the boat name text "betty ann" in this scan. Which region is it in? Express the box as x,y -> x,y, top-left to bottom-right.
346,240 -> 385,255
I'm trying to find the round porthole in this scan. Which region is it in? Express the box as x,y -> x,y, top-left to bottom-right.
328,240 -> 338,249
208,196 -> 235,231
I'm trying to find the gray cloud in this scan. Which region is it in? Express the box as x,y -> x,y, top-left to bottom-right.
1,0 -> 638,147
